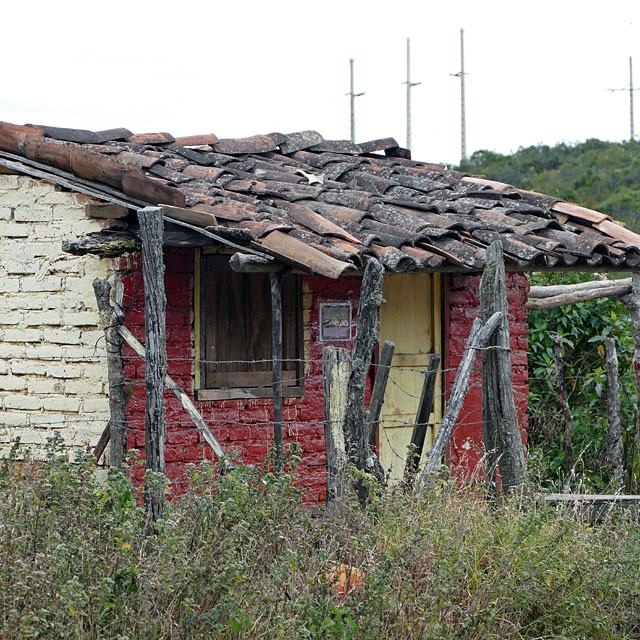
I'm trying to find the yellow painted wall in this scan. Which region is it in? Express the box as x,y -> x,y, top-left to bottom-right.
378,273 -> 442,482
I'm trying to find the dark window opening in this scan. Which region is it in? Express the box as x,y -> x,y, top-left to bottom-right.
198,255 -> 304,399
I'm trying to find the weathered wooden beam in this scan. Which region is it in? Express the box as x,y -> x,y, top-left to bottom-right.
528,277 -> 631,298
604,337 -> 625,486
138,206 -> 167,523
480,241 -> 525,494
526,280 -> 632,310
367,340 -> 395,446
552,335 -> 575,493
93,278 -> 128,467
419,312 -> 502,489
323,346 -> 350,506
230,252 -> 283,273
344,258 -> 385,482
93,423 -> 111,462
116,324 -> 226,460
404,353 -> 441,481
85,203 -> 129,219
270,272 -> 284,469
62,232 -> 140,257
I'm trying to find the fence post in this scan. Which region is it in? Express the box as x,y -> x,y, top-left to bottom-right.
420,312 -> 502,489
604,337 -> 625,486
480,240 -> 525,494
270,272 -> 284,469
344,258 -> 385,481
138,206 -> 167,523
93,278 -> 127,466
323,346 -> 350,505
367,340 -> 395,446
404,353 -> 441,483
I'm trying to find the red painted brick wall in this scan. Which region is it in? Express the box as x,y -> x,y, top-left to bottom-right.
444,272 -> 529,476
117,249 -> 364,504
117,249 -> 529,499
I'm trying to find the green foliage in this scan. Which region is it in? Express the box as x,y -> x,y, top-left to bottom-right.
526,272 -> 637,491
459,139 -> 640,231
1,441 -> 640,639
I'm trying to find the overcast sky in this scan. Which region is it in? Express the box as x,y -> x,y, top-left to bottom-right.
2,1 -> 639,166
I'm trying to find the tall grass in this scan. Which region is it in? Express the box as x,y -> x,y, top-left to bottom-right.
1,439 -> 638,639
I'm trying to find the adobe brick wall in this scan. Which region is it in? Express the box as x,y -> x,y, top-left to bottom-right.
0,175 -> 115,457
445,272 -> 529,475
119,248 -> 365,503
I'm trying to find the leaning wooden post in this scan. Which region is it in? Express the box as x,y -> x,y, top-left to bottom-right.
480,240 -> 525,494
323,347 -> 350,505
138,206 -> 167,523
344,258 -> 385,480
404,353 -> 441,482
93,279 -> 127,466
270,272 -> 284,470
419,312 -> 502,489
604,337 -> 625,487
367,340 -> 395,446
552,335 -> 575,492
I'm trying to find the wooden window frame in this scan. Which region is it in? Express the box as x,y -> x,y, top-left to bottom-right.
194,249 -> 305,401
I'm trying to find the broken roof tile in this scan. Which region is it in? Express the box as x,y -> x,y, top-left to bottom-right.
213,135 -> 278,155
278,131 -> 324,154
310,139 -> 363,154
358,137 -> 400,154
148,164 -> 194,184
370,245 -> 417,272
126,132 -> 175,145
174,133 -> 219,147
23,136 -> 72,172
94,128 -> 133,143
275,201 -> 360,243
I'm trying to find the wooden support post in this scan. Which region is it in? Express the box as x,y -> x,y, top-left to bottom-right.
480,240 -> 525,494
344,258 -> 385,482
419,312 -> 502,490
552,335 -> 575,493
93,278 -> 128,466
604,337 -> 625,486
367,340 -> 395,446
622,272 -> 640,492
323,347 -> 350,505
404,353 -> 441,481
270,272 -> 284,469
138,206 -> 167,523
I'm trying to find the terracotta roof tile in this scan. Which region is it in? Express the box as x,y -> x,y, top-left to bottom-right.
1,119 -> 638,275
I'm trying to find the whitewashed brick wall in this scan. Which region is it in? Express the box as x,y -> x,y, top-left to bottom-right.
0,174 -> 117,459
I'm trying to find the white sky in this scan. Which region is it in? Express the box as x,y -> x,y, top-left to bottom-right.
2,0 -> 639,166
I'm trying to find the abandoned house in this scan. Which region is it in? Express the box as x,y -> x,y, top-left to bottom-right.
1,121 -> 639,501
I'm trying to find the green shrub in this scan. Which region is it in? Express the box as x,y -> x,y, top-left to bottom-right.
527,272 -> 637,492
1,440 -> 639,639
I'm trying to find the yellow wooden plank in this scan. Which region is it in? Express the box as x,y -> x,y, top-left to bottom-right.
378,273 -> 440,482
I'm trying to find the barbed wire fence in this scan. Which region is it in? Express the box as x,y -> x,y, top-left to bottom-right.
1,337 -> 634,495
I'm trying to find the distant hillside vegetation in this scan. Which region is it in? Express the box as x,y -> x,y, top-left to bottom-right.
459,139 -> 640,232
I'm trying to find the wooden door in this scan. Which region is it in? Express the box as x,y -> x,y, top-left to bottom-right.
377,273 -> 443,482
